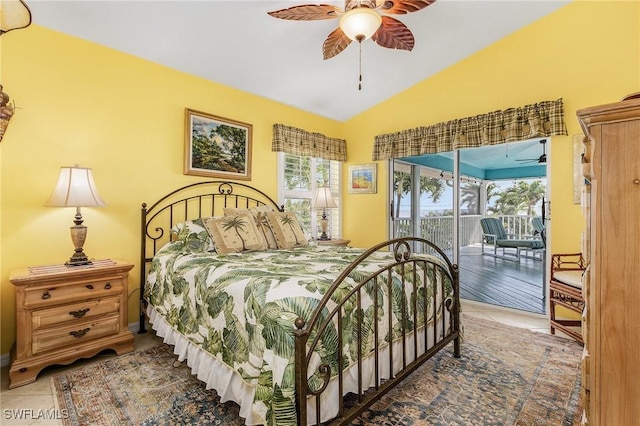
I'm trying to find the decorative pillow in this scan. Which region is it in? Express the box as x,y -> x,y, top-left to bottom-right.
204,212 -> 267,254
265,211 -> 308,249
224,206 -> 279,249
171,218 -> 215,252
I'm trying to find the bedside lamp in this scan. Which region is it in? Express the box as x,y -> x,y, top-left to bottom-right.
313,187 -> 337,241
45,165 -> 106,266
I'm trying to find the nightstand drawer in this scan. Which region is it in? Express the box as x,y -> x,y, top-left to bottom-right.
32,315 -> 120,355
23,278 -> 123,309
32,297 -> 120,331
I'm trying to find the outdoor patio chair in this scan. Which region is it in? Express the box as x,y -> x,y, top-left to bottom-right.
522,217 -> 546,259
549,253 -> 585,343
531,217 -> 546,243
480,217 -> 545,261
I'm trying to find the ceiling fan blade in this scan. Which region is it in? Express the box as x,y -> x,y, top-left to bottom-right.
323,28 -> 352,60
376,0 -> 436,15
267,4 -> 342,21
372,16 -> 415,51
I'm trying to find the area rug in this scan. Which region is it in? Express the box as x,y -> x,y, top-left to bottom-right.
51,315 -> 583,425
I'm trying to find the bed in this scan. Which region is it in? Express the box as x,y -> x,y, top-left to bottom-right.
139,180 -> 461,425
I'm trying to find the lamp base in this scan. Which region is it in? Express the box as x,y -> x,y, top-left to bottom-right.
66,250 -> 92,266
318,213 -> 331,241
67,221 -> 92,266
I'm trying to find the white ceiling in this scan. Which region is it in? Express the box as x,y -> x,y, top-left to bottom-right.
27,0 -> 569,122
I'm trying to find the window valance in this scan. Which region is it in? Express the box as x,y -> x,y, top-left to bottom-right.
372,99 -> 567,161
272,123 -> 347,162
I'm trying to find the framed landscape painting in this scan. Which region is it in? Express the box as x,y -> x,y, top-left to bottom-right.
349,164 -> 377,194
184,108 -> 252,180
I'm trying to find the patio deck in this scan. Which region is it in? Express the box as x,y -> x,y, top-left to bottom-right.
458,245 -> 545,314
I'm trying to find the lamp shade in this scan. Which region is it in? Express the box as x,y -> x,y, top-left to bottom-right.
0,0 -> 32,35
313,187 -> 337,209
45,166 -> 106,207
339,7 -> 382,41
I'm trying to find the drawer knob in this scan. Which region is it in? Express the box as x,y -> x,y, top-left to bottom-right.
69,308 -> 90,318
104,282 -> 112,290
85,284 -> 94,290
633,179 -> 640,185
42,291 -> 51,300
69,328 -> 90,338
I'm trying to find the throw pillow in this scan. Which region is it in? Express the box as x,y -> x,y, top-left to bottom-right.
204,212 -> 267,254
224,206 -> 279,249
171,218 -> 216,252
265,211 -> 308,249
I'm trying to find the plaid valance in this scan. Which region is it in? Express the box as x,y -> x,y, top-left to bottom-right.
372,99 -> 567,161
272,123 -> 347,162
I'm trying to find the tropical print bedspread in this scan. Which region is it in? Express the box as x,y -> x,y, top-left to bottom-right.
145,242 -> 453,425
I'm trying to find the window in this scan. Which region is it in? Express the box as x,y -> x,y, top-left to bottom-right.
278,153 -> 341,240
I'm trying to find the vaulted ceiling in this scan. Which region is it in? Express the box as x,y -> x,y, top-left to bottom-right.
27,1 -> 569,122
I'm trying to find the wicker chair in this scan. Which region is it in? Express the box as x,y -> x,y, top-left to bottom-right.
549,253 -> 586,343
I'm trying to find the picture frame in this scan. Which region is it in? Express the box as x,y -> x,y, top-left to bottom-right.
184,108 -> 252,180
349,163 -> 377,194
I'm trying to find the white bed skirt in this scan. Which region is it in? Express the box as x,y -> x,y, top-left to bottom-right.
147,303 -> 454,425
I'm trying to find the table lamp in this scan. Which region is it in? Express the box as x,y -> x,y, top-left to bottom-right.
313,187 -> 337,241
45,165 -> 106,266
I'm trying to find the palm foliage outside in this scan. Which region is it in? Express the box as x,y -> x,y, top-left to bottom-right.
488,180 -> 546,216
393,171 -> 446,218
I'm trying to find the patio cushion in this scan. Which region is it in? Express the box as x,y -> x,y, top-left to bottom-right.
552,270 -> 583,289
480,217 -> 508,243
496,239 -> 545,249
531,217 -> 544,234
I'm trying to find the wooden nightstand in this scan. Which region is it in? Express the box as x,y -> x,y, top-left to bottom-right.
9,259 -> 135,389
316,239 -> 350,247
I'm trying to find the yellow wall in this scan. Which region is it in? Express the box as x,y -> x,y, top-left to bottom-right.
0,26 -> 344,354
1,0 -> 638,355
343,0 -> 639,254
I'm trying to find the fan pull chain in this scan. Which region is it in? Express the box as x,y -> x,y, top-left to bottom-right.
358,37 -> 363,91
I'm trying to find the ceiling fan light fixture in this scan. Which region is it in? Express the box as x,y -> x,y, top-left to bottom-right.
339,7 -> 381,41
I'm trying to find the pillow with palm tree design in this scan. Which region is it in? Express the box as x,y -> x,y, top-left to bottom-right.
204,212 -> 268,254
224,206 -> 278,249
265,211 -> 308,249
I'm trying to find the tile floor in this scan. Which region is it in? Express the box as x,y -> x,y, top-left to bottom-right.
0,300 -> 571,426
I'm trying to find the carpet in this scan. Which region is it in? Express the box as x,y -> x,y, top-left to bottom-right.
51,315 -> 583,425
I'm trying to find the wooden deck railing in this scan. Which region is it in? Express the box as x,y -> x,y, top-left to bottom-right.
393,215 -> 540,253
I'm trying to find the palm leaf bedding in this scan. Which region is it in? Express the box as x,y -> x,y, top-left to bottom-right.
145,242 -> 454,425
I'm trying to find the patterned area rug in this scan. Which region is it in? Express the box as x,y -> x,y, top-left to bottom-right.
51,315 -> 582,425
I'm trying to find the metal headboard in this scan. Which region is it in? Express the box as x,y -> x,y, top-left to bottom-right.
138,180 -> 283,333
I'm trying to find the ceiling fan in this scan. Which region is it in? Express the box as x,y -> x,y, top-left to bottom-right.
515,139 -> 547,164
267,0 -> 436,60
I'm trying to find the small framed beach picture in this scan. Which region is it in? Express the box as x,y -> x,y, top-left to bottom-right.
184,108 -> 252,180
348,163 -> 377,194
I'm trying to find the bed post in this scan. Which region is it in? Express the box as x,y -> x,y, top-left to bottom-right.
294,317 -> 308,426
138,202 -> 148,334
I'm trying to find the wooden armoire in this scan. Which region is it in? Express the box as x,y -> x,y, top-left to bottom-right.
577,95 -> 640,425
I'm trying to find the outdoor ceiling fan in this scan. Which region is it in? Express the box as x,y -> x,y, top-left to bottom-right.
267,0 -> 436,60
516,139 -> 547,164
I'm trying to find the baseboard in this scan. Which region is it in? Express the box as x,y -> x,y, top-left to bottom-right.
1,352 -> 10,368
